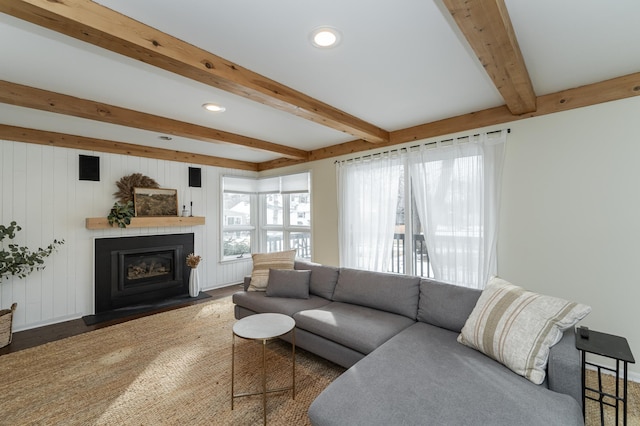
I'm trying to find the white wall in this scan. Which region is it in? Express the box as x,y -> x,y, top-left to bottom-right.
0,142 -> 254,331
499,96 -> 640,376
281,96 -> 640,376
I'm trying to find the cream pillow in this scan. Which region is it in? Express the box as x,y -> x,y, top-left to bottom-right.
458,277 -> 591,384
247,250 -> 296,292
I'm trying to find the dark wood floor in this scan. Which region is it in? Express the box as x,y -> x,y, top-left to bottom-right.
0,284 -> 243,357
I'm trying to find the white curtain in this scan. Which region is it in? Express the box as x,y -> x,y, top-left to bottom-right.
337,153 -> 402,272
409,130 -> 506,289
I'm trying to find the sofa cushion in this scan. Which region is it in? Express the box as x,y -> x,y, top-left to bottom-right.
248,250 -> 296,291
266,269 -> 311,299
293,302 -> 415,355
232,290 -> 331,317
417,278 -> 481,332
308,322 -> 583,426
295,261 -> 339,300
332,268 -> 421,319
458,277 -> 591,385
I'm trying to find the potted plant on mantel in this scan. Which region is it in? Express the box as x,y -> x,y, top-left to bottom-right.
0,221 -> 64,348
107,201 -> 135,228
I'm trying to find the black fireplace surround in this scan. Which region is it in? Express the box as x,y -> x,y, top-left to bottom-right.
94,233 -> 194,314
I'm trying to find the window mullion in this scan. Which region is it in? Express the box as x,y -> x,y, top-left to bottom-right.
404,167 -> 414,276
253,193 -> 261,253
283,193 -> 291,229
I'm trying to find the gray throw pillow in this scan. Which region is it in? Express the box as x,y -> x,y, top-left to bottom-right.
266,269 -> 311,299
248,250 -> 296,291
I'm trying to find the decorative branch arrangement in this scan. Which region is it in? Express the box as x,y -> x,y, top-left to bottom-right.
114,173 -> 159,204
186,253 -> 201,269
0,221 -> 64,280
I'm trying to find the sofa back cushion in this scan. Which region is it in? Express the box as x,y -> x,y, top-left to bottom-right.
417,279 -> 481,332
332,268 -> 421,319
265,269 -> 311,299
295,261 -> 340,300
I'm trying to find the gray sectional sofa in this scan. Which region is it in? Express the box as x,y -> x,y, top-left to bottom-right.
232,261 -> 584,425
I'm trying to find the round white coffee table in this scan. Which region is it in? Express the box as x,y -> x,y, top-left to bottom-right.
231,313 -> 296,425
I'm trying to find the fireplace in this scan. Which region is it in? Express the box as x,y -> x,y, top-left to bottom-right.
94,233 -> 194,314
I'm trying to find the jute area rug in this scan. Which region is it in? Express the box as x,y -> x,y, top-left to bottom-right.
584,369 -> 640,426
0,297 -> 345,425
0,295 -> 638,425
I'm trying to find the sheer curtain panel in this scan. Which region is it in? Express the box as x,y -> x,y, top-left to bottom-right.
409,131 -> 506,289
337,154 -> 402,272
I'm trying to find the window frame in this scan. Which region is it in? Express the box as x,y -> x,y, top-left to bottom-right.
221,190 -> 257,262
221,172 -> 311,263
259,192 -> 311,260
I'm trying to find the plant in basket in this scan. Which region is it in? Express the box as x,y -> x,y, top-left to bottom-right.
0,221 -> 64,347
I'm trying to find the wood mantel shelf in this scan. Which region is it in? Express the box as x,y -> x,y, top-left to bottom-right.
85,216 -> 205,229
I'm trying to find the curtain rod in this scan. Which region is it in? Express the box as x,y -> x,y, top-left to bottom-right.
335,128 -> 510,164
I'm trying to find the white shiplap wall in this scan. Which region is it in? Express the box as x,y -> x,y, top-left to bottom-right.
0,139 -> 254,331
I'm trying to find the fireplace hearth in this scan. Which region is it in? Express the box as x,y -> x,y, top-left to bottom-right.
94,233 -> 194,314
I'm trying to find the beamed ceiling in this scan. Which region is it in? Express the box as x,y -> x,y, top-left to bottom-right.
1,0 -> 640,171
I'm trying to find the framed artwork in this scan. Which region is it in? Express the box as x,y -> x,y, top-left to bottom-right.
133,187 -> 179,216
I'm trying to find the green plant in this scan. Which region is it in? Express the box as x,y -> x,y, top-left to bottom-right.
0,221 -> 64,280
107,201 -> 135,228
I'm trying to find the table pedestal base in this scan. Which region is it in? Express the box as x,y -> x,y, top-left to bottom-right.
231,325 -> 295,425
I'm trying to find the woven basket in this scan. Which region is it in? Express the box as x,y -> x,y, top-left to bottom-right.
0,302 -> 17,348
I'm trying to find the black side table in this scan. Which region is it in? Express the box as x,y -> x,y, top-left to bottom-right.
575,327 -> 635,425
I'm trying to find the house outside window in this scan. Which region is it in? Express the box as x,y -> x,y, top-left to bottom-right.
221,172 -> 311,261
222,189 -> 255,260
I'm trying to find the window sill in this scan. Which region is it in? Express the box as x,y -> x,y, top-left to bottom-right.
220,256 -> 252,264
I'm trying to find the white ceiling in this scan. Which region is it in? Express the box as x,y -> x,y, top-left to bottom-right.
1,0 -> 639,164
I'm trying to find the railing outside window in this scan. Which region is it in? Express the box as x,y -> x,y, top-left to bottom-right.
266,232 -> 311,260
390,233 -> 432,278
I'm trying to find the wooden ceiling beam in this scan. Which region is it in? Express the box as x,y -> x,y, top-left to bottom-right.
0,0 -> 389,144
0,80 -> 308,160
3,72 -> 639,172
393,71 -> 640,145
441,0 -> 537,115
284,71 -> 640,166
257,158 -> 307,172
0,124 -> 258,171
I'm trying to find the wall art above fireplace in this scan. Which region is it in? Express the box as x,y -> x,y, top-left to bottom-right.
94,233 -> 194,314
133,187 -> 179,217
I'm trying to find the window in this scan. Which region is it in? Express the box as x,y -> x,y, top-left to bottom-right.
261,192 -> 311,260
391,172 -> 433,277
226,216 -> 242,226
222,172 -> 311,261
337,130 -> 506,289
222,181 -> 255,259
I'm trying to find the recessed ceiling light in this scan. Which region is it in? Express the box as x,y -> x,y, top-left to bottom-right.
202,103 -> 226,113
310,27 -> 341,48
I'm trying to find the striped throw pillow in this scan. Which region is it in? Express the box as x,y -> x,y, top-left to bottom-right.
457,277 -> 591,384
248,250 -> 296,292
